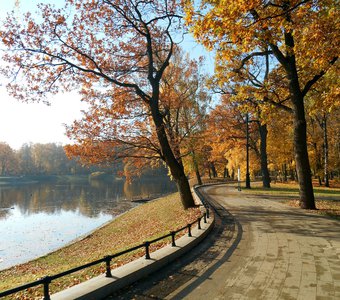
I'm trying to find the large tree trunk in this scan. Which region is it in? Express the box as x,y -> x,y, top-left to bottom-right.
286,55 -> 316,208
150,99 -> 195,209
270,21 -> 316,209
292,96 -> 316,209
259,123 -> 271,188
157,124 -> 195,208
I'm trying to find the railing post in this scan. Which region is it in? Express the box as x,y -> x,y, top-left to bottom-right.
198,217 -> 201,230
105,256 -> 112,277
145,241 -> 150,259
188,224 -> 192,237
171,231 -> 176,247
42,276 -> 51,300
206,207 -> 210,219
203,212 -> 207,223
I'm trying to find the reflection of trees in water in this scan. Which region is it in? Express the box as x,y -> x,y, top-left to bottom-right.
0,176 -> 175,219
0,208 -> 11,220
123,177 -> 176,199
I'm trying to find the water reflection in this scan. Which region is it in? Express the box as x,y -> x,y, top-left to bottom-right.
0,175 -> 175,218
0,175 -> 176,270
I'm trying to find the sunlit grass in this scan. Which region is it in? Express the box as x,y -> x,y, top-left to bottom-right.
284,198 -> 340,220
0,193 -> 201,299
240,181 -> 340,219
240,182 -> 340,197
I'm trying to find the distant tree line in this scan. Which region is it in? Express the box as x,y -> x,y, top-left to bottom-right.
0,142 -> 114,176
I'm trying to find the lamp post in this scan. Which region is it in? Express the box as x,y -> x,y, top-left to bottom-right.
245,113 -> 251,189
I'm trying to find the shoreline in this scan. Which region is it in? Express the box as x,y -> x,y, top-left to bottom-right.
0,175 -> 176,272
0,196 -> 156,272
0,192 -> 202,298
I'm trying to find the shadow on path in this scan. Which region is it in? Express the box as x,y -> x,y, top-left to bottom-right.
170,191 -> 243,299
105,187 -> 242,300
107,183 -> 340,300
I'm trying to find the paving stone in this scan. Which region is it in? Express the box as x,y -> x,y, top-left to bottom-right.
107,184 -> 340,300
177,185 -> 340,300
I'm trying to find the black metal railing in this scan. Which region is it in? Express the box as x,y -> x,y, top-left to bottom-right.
0,204 -> 210,300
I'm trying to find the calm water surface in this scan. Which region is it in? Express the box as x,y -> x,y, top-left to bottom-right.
0,175 -> 176,270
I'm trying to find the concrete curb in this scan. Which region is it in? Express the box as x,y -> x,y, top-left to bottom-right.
51,188 -> 214,300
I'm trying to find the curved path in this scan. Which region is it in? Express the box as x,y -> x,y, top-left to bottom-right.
108,184 -> 340,300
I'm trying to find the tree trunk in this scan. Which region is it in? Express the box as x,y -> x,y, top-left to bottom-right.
290,167 -> 295,181
192,150 -> 202,185
150,99 -> 195,209
223,167 -> 228,178
226,167 -> 229,178
274,25 -> 316,209
312,141 -> 322,178
245,113 -> 251,189
292,97 -> 316,209
210,162 -> 217,177
259,123 -> 271,188
322,116 -> 330,187
283,163 -> 288,182
195,169 -> 202,185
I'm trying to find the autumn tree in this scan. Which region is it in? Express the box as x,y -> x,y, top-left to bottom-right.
14,143 -> 94,175
306,69 -> 340,186
0,142 -> 17,175
160,47 -> 210,185
266,110 -> 295,181
16,143 -> 34,175
210,57 -> 274,188
206,100 -> 261,182
0,0 -> 198,208
185,0 -> 339,209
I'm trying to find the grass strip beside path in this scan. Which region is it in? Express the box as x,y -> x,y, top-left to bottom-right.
240,182 -> 340,219
0,193 -> 201,299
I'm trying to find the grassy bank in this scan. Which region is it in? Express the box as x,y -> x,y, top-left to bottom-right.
240,182 -> 340,219
0,193 -> 201,299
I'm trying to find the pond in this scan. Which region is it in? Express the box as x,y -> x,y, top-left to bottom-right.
0,175 -> 176,270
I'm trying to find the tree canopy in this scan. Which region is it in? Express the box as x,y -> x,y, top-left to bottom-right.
0,0 -> 339,210
185,0 -> 339,208
0,0 -> 199,208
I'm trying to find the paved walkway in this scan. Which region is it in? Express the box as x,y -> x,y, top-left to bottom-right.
109,184 -> 340,300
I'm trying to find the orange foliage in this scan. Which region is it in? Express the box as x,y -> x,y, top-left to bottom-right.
0,0 -> 198,208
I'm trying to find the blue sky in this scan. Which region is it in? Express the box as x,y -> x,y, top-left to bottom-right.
0,0 -> 214,150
